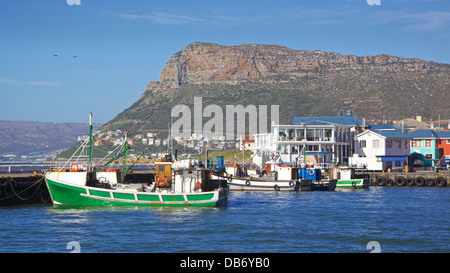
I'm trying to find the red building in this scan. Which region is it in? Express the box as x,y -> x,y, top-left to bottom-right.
437,131 -> 450,166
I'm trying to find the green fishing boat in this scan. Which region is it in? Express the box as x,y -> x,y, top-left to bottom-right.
44,113 -> 229,207
336,178 -> 370,189
334,166 -> 370,189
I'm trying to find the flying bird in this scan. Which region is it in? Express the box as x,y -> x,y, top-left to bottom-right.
53,54 -> 58,57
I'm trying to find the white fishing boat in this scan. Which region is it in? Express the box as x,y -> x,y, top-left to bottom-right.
212,161 -> 312,191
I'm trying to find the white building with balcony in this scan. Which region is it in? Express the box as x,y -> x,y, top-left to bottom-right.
253,114 -> 365,168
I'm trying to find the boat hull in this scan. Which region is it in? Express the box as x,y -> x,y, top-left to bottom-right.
336,179 -> 370,189
45,174 -> 228,207
213,175 -> 311,191
311,180 -> 337,191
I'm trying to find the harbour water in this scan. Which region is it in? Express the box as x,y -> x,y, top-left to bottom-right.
0,187 -> 448,253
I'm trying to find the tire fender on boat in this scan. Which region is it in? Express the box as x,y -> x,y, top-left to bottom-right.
289,181 -> 295,187
351,181 -> 357,188
245,180 -> 251,186
274,184 -> 280,191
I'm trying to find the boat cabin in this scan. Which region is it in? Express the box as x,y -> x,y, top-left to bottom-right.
155,161 -> 173,188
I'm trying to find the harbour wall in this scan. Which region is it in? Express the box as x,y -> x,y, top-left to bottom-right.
357,170 -> 450,187
0,171 -> 155,206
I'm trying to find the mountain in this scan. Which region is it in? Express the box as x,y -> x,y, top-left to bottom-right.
0,121 -> 102,158
101,42 -> 450,138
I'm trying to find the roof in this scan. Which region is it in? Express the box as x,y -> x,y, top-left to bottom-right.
358,129 -> 410,139
377,130 -> 411,139
368,124 -> 404,131
407,129 -> 440,138
394,118 -> 430,129
291,116 -> 363,126
437,131 -> 450,139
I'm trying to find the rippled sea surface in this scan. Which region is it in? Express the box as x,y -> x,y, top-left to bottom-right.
0,187 -> 448,253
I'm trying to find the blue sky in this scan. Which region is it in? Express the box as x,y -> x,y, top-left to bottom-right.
1,0 -> 449,123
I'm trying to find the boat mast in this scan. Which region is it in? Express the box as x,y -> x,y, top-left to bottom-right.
123,129 -> 129,174
88,112 -> 93,171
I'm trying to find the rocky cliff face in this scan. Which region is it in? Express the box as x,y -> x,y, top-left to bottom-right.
154,42 -> 441,93
104,42 -> 449,135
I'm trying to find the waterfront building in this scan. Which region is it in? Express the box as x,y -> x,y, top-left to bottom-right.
408,129 -> 441,168
253,113 -> 365,168
349,130 -> 411,171
408,129 -> 450,168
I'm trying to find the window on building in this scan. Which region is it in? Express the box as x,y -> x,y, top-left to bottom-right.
373,140 -> 380,148
425,154 -> 432,160
306,129 -> 314,141
296,129 -> 305,140
288,129 -> 295,141
425,140 -> 432,148
360,140 -> 366,148
306,145 -> 319,151
325,129 -> 332,141
314,129 -> 324,141
386,140 -> 392,148
398,140 -> 402,149
278,129 -> 287,141
411,140 -> 422,148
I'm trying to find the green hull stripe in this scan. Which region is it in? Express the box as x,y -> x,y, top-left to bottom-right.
187,193 -> 214,201
336,179 -> 370,188
90,190 -> 111,198
113,192 -> 135,200
137,194 -> 160,201
162,195 -> 185,202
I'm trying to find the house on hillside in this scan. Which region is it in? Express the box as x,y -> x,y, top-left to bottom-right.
239,135 -> 255,152
394,116 -> 430,131
349,130 -> 411,171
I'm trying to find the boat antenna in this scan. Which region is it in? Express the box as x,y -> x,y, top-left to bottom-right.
88,112 -> 93,171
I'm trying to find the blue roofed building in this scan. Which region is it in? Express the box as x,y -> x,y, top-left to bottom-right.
408,129 -> 443,168
253,111 -> 366,167
349,129 -> 411,171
